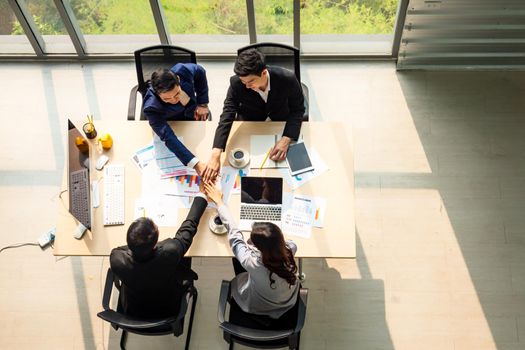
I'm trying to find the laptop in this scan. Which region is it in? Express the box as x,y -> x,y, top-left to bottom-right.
68,120 -> 91,229
239,176 -> 283,230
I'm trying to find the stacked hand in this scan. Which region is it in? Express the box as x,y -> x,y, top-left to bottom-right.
194,105 -> 210,121
203,181 -> 223,206
202,148 -> 222,182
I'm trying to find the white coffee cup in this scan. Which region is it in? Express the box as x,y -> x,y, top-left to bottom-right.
228,147 -> 249,168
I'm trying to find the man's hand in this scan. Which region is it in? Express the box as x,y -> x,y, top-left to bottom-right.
270,136 -> 291,161
203,182 -> 224,206
194,105 -> 210,121
194,161 -> 206,176
202,148 -> 222,182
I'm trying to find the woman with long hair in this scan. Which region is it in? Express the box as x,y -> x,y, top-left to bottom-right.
204,182 -> 299,319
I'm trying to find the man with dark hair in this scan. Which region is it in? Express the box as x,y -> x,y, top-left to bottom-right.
109,193 -> 208,318
203,49 -> 305,181
144,63 -> 210,175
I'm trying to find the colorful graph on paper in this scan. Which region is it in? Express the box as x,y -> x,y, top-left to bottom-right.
225,168 -> 249,195
171,175 -> 201,196
153,135 -> 195,178
220,166 -> 250,203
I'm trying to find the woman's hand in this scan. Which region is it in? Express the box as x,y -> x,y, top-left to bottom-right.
203,181 -> 224,206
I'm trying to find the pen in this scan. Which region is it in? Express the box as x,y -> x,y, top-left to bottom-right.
87,114 -> 94,132
260,147 -> 272,170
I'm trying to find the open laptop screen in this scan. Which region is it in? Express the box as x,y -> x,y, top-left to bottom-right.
68,120 -> 91,229
241,176 -> 283,205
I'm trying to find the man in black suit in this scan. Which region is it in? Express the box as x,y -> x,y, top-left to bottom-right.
109,194 -> 207,318
203,49 -> 305,181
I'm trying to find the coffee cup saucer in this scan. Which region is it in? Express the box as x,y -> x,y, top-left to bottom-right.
228,148 -> 250,169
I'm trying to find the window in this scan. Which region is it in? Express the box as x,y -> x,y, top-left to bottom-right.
254,0 -> 294,45
70,0 -> 159,54
24,0 -> 75,53
0,0 -> 34,54
301,0 -> 399,54
161,0 -> 249,54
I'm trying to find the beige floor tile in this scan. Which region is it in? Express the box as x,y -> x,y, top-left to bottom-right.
451,315 -> 518,344
3,63 -> 525,350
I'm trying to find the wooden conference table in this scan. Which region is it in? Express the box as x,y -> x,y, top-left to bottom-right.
54,120 -> 355,259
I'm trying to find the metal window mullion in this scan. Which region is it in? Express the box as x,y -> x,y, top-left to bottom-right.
246,0 -> 256,44
8,0 -> 45,56
293,0 -> 300,49
149,0 -> 171,45
53,0 -> 86,57
392,0 -> 410,58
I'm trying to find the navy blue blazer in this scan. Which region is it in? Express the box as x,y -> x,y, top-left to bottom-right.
212,66 -> 304,150
143,63 -> 209,165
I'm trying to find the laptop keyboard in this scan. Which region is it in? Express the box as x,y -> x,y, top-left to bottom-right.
240,205 -> 282,221
70,169 -> 91,228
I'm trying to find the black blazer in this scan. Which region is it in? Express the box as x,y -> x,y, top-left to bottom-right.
109,196 -> 207,318
212,66 -> 305,150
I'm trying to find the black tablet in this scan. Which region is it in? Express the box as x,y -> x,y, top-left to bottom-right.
286,142 -> 314,176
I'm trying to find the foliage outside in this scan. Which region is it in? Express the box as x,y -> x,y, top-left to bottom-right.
1,0 -> 398,36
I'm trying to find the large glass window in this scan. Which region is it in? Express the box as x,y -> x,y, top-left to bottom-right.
0,0 -> 34,54
254,0 -> 294,45
301,0 -> 399,54
69,0 -> 159,53
0,0 -> 402,56
161,0 -> 249,54
23,0 -> 75,53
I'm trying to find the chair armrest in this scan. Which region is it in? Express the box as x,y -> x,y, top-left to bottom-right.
174,284 -> 195,321
294,287 -> 308,333
219,322 -> 293,341
97,310 -> 178,330
128,85 -> 139,121
217,280 -> 231,323
301,83 -> 309,121
101,268 -> 115,310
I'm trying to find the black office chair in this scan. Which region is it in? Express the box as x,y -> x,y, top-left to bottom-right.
237,42 -> 310,121
217,279 -> 308,350
97,268 -> 198,350
128,45 -> 197,121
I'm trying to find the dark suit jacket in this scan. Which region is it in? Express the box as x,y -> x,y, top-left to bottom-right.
109,196 -> 207,318
212,66 -> 305,150
143,63 -> 209,165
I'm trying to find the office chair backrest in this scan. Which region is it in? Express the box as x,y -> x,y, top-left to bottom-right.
218,279 -> 308,349
237,42 -> 301,82
134,45 -> 197,96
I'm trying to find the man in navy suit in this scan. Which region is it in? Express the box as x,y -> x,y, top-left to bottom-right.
203,49 -> 305,181
143,63 -> 210,175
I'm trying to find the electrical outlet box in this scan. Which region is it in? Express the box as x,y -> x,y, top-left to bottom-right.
38,227 -> 56,248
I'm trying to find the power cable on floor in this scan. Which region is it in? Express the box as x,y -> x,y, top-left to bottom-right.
0,242 -> 40,254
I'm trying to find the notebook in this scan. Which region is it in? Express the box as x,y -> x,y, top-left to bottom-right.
250,135 -> 286,169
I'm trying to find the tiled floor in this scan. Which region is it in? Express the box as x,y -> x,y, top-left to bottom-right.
0,60 -> 524,350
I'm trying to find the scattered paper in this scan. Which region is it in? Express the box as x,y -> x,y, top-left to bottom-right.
153,134 -> 196,178
134,195 -> 190,227
170,174 -> 201,196
311,196 -> 327,228
220,166 -> 250,203
281,193 -> 328,237
141,162 -> 201,197
282,193 -> 314,238
250,135 -> 286,169
131,143 -> 155,170
279,148 -> 328,190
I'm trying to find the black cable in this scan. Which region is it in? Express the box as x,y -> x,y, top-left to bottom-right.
0,242 -> 40,254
